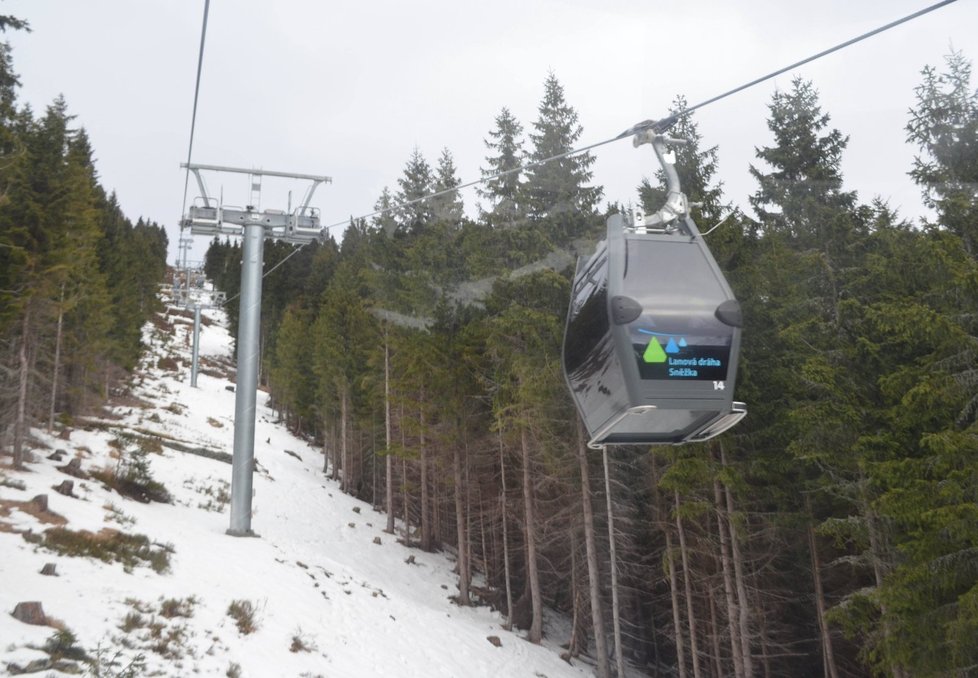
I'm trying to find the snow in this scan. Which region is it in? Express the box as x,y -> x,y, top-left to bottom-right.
1,296 -> 595,677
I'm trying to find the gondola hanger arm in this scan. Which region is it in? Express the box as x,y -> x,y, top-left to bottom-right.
632,132 -> 690,231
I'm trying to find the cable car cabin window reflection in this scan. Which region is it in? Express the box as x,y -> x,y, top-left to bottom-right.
620,237 -> 733,383
564,250 -> 609,375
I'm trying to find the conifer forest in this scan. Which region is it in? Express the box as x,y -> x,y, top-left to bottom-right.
5,9 -> 978,677
0,22 -> 169,472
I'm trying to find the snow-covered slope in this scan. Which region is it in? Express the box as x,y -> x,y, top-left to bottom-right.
1,298 -> 594,677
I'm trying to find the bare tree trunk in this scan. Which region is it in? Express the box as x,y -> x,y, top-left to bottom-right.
864,487 -> 907,678
48,284 -> 65,433
479,486 -> 490,585
566,530 -> 582,660
667,527 -> 688,678
13,304 -> 32,470
432,448 -> 442,548
652,457 -> 687,678
331,425 -> 340,480
675,490 -> 703,678
420,384 -> 431,551
806,498 -> 839,678
465,460 -> 473,588
520,424 -> 542,643
722,444 -> 752,678
715,479 -> 745,678
577,424 -> 610,678
603,446 -> 625,678
709,588 -> 723,678
453,434 -> 470,605
498,421 -> 513,630
340,383 -> 349,492
756,596 -> 772,678
401,456 -> 410,547
322,417 -> 331,474
385,334 -> 395,533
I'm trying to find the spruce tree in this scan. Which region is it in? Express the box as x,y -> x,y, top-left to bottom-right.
523,73 -> 601,226
479,107 -> 525,227
269,304 -> 315,433
372,186 -> 398,236
744,78 -> 872,675
749,77 -> 856,248
431,148 -> 464,225
395,147 -> 434,235
0,39 -> 24,335
906,49 -> 978,255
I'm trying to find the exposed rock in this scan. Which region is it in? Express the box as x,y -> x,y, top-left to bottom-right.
53,480 -> 75,497
352,506 -> 361,514
11,601 -> 47,625
40,563 -> 58,576
487,635 -> 502,648
347,522 -> 356,528
373,536 -> 382,545
225,385 -> 235,392
47,449 -> 67,462
405,555 -> 416,565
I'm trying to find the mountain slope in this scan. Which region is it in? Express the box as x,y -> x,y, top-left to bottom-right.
1,296 -> 594,677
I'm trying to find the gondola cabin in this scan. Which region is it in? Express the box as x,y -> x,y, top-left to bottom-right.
563,212 -> 746,448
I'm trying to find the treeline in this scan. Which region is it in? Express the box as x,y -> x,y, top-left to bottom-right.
0,24 -> 169,468
206,56 -> 978,677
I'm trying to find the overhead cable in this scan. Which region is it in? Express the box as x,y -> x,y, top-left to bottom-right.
619,0 -> 959,138
208,0 -> 958,298
323,0 -> 958,233
179,0 -> 211,257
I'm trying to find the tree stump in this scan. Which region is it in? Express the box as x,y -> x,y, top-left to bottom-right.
40,563 -> 58,576
29,494 -> 48,513
53,480 -> 74,497
487,635 -> 502,647
59,457 -> 86,479
11,601 -> 47,625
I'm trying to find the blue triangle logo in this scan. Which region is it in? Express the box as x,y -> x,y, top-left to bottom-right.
679,337 -> 687,347
665,338 -> 680,354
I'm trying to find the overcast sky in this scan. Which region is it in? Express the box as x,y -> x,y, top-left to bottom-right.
5,0 -> 977,264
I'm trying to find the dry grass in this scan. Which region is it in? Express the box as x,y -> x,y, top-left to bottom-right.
24,527 -> 172,574
0,498 -> 68,527
227,600 -> 259,635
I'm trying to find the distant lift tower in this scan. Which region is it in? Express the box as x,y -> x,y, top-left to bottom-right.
181,163 -> 331,537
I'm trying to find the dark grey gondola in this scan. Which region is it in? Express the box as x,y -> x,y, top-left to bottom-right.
563,133 -> 746,448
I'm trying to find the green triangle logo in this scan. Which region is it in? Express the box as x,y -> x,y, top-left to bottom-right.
643,337 -> 667,363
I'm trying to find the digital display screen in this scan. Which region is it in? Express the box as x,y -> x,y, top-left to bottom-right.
630,327 -> 731,381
